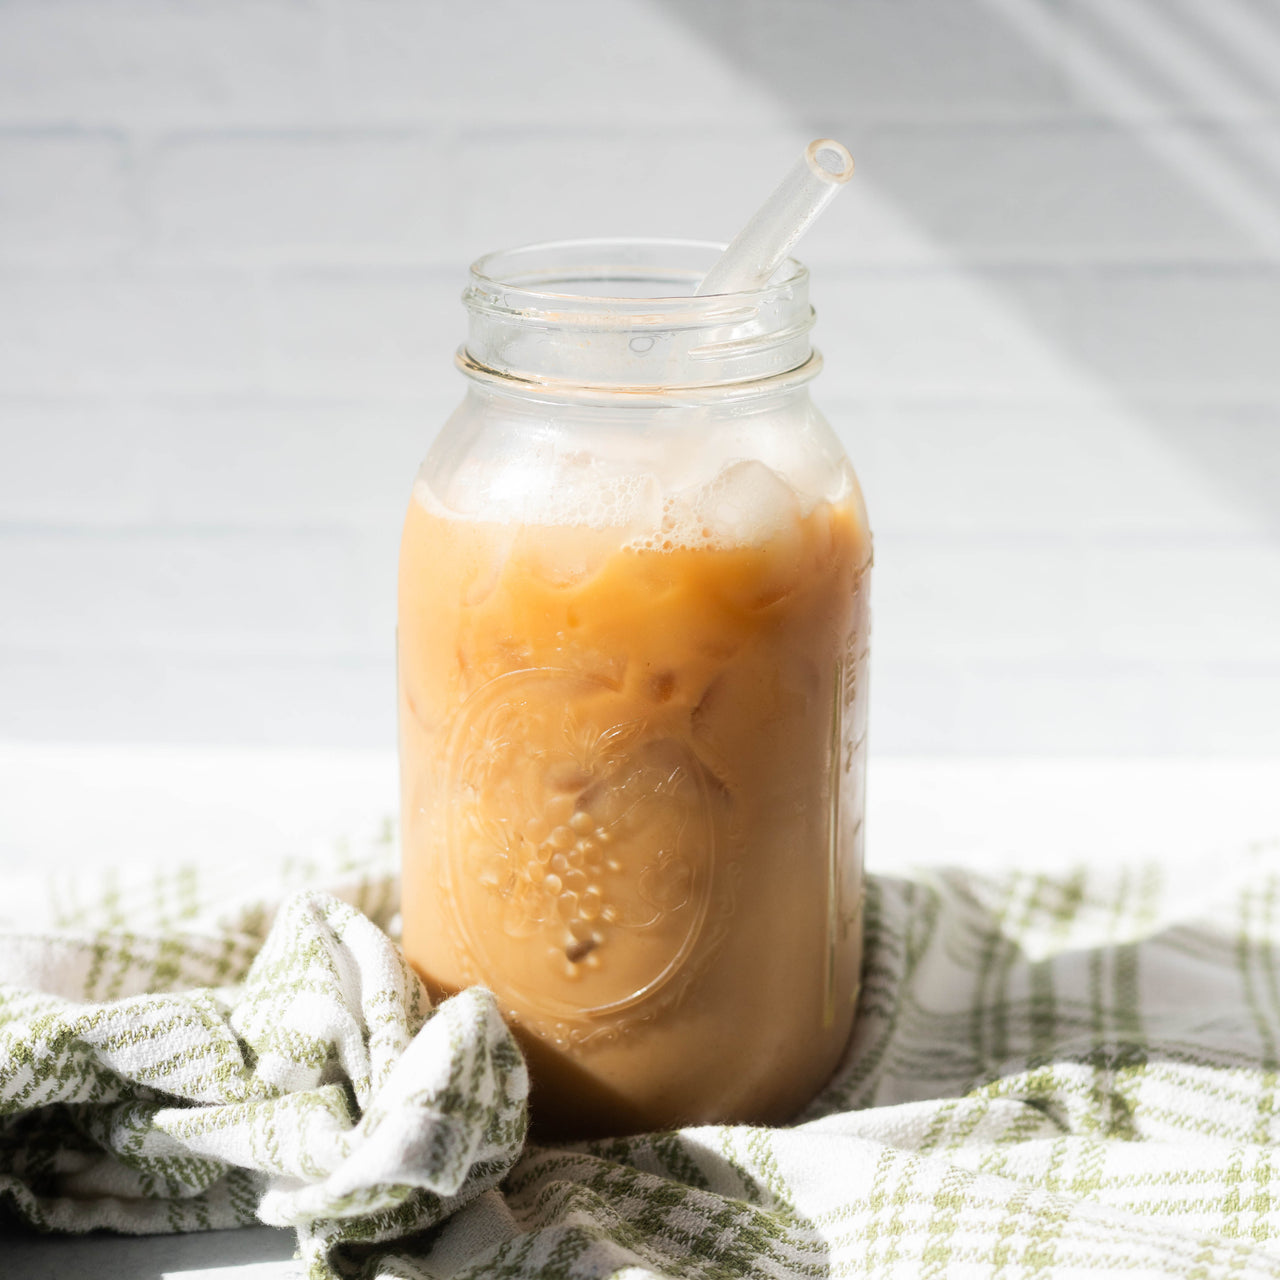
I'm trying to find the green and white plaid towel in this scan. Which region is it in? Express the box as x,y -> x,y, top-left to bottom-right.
4,831 -> 1280,1278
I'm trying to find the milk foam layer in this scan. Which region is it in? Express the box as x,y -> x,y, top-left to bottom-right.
416,456 -> 845,553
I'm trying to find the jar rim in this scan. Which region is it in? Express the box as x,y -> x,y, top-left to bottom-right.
462,238 -> 815,390
467,238 -> 809,324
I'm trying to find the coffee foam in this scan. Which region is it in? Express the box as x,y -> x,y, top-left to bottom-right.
416,469 -> 659,534
627,459 -> 811,552
414,456 -> 838,553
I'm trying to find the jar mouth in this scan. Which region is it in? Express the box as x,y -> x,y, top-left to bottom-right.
463,238 -> 815,390
468,238 -> 808,319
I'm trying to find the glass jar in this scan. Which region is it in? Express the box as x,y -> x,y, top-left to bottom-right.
397,240 -> 871,1139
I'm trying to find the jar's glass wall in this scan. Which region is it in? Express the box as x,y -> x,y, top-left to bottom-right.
397,240 -> 871,1138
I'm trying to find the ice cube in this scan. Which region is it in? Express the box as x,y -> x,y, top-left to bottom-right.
696,459 -> 803,548
516,523 -> 617,588
461,522 -> 515,607
696,460 -> 807,607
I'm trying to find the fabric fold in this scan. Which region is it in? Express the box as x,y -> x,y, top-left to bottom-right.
0,881 -> 529,1273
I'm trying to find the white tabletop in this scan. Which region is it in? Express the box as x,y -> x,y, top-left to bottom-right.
2,746 -> 1278,1275
3,744 -> 1278,879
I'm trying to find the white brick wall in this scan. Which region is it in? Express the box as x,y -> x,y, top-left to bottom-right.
150,134 -> 451,257
0,134 -> 136,256
0,2 -> 336,129
261,268 -> 458,394
0,0 -> 1277,753
0,268 -> 259,392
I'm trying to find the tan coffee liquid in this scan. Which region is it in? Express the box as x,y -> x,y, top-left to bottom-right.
398,462 -> 871,1137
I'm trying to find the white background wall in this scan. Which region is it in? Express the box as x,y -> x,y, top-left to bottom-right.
1,0 -> 1278,754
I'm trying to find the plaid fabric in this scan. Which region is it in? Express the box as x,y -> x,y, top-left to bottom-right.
3,834 -> 1280,1279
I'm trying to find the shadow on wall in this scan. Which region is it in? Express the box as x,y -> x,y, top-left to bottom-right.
654,0 -> 1280,533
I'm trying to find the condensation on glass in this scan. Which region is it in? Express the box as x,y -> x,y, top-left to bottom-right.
397,240 -> 871,1138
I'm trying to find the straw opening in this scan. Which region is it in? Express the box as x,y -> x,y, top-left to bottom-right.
807,139 -> 854,183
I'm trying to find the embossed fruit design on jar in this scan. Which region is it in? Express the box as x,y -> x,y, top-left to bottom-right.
397,240 -> 871,1138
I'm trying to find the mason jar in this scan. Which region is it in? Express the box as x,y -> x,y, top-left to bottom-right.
397,239 -> 871,1138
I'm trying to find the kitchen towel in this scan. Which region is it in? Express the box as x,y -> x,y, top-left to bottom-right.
3,833 -> 1280,1278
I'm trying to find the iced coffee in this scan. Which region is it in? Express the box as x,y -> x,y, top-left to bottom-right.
398,457 -> 871,1136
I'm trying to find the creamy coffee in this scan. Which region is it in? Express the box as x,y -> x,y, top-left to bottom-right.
398,460 -> 870,1137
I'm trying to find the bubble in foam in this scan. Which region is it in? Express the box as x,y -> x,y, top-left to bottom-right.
622,460 -> 811,553
510,466 -> 668,585
529,454 -> 664,533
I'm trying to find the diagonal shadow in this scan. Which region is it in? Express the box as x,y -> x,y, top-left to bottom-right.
651,0 -> 1280,536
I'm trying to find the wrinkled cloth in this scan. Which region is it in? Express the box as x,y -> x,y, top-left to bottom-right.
4,833 -> 1280,1278
0,833 -> 525,1276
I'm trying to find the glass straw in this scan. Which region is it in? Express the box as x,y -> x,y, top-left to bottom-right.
696,139 -> 854,296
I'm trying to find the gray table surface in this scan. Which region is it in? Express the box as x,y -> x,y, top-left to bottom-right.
0,1222 -> 300,1278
